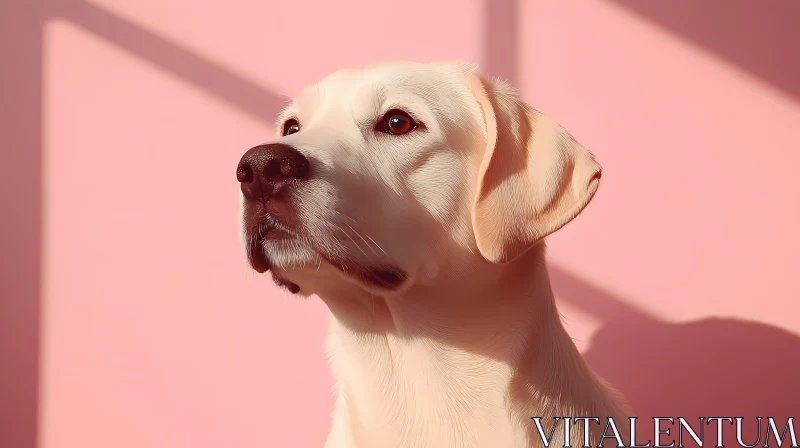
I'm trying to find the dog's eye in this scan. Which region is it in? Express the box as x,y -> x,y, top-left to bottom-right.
376,109 -> 417,135
282,119 -> 300,136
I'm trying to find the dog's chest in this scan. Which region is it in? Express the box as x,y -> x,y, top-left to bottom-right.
326,331 -> 529,447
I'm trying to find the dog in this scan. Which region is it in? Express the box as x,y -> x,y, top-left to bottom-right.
236,61 -> 630,447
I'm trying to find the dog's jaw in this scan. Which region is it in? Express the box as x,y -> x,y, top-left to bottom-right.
321,245 -> 631,448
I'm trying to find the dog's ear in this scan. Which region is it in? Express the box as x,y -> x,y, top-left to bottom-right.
466,72 -> 602,264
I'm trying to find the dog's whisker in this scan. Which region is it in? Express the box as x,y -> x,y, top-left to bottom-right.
335,223 -> 369,257
361,232 -> 388,257
328,222 -> 368,257
332,208 -> 361,224
344,222 -> 379,256
330,209 -> 389,257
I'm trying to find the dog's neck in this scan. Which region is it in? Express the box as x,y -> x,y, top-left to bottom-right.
319,245 -> 627,446
321,245 -> 573,362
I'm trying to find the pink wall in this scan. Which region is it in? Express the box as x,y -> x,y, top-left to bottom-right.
2,1 -> 799,447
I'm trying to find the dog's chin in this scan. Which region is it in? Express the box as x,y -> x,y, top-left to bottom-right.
246,238 -> 271,274
246,239 -> 315,295
246,229 -> 409,294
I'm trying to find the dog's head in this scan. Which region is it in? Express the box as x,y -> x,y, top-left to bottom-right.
237,62 -> 601,296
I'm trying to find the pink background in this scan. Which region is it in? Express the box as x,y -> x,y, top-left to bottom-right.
2,1 -> 799,447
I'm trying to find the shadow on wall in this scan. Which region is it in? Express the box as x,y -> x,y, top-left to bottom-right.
550,265 -> 800,444
0,1 -> 44,448
483,0 -> 518,86
52,0 -> 285,123
608,0 -> 800,100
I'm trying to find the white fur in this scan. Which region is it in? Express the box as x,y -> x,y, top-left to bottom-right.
238,62 -> 630,447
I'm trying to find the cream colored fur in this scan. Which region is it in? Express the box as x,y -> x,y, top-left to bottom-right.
239,61 -> 630,447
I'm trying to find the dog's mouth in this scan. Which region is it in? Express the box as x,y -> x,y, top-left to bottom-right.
246,219 -> 304,294
246,217 -> 292,274
246,224 -> 271,274
245,215 -> 408,293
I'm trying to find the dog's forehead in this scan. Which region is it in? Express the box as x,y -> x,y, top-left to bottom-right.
335,62 -> 463,87
299,63 -> 473,109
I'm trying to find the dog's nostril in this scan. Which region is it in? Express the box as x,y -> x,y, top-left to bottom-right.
262,153 -> 309,180
280,155 -> 309,179
264,159 -> 283,178
237,163 -> 253,183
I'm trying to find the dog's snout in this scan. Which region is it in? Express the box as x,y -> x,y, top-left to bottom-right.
237,143 -> 310,200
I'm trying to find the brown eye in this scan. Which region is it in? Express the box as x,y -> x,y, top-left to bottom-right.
377,109 -> 417,135
282,119 -> 300,136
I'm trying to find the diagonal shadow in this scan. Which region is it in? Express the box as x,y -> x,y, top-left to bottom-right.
549,263 -> 800,443
608,0 -> 800,101
483,0 -> 519,86
53,0 -> 285,124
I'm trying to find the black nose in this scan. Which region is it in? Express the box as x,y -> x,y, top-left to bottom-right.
236,143 -> 310,200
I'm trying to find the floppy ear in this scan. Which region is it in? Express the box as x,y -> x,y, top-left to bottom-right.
467,73 -> 602,264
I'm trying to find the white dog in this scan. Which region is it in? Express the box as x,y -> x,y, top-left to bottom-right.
236,61 -> 630,447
